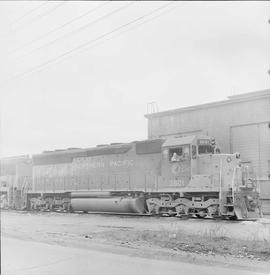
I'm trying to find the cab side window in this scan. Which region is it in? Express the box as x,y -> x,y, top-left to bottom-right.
169,147 -> 183,162
1,181 -> 7,187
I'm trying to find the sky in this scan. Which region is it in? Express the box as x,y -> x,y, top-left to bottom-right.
0,1 -> 269,157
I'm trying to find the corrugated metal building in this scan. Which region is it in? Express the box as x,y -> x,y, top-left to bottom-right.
145,89 -> 270,213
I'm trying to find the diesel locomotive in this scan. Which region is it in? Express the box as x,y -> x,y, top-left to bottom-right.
19,134 -> 261,220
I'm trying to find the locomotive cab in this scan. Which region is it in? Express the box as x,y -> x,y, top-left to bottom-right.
161,135 -> 215,190
153,135 -> 262,219
161,135 -> 195,189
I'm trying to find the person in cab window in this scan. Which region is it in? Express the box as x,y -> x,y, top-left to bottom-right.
171,152 -> 179,162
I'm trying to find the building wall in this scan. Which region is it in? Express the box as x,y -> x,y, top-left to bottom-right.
146,91 -> 270,213
148,97 -> 270,152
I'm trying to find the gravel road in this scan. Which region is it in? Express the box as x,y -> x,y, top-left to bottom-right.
2,236 -> 269,275
1,210 -> 270,274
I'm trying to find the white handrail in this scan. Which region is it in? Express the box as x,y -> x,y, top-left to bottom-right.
231,167 -> 236,204
219,158 -> 223,215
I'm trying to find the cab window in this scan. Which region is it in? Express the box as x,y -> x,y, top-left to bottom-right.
198,139 -> 214,154
198,145 -> 214,154
169,147 -> 183,162
1,181 -> 7,187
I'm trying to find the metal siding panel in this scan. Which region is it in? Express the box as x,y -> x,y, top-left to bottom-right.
231,124 -> 260,174
231,123 -> 270,208
260,180 -> 270,199
259,123 -> 270,177
231,122 -> 270,177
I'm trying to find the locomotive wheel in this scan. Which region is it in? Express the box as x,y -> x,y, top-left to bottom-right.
175,204 -> 189,216
207,205 -> 218,218
63,202 -> 72,212
195,214 -> 206,219
229,215 -> 238,220
168,209 -> 177,216
69,205 -> 74,213
163,208 -> 176,217
195,210 -> 207,218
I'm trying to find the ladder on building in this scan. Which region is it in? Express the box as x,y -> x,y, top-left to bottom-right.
147,102 -> 159,114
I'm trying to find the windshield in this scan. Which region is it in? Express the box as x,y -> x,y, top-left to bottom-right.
197,139 -> 214,154
198,145 -> 214,154
169,145 -> 190,161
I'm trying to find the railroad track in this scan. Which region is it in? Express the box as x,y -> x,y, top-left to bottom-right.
1,208 -> 258,221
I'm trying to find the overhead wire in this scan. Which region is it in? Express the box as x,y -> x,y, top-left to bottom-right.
95,2 -> 180,51
1,2 -> 66,39
8,1 -> 111,55
12,1 -> 134,63
7,1 -> 48,28
1,1 -> 176,86
61,1 -> 179,63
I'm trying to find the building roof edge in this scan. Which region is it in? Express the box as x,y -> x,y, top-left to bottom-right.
145,89 -> 270,119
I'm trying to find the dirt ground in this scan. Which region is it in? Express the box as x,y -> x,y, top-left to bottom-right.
1,210 -> 270,271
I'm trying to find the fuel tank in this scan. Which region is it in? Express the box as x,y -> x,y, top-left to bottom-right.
71,191 -> 112,198
71,196 -> 146,214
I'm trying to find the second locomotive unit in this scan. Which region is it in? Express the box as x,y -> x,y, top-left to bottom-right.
28,135 -> 261,220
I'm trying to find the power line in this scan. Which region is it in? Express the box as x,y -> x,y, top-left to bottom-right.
13,2 -> 134,64
72,2 -> 179,60
8,1 -> 111,55
102,3 -> 179,48
4,2 -> 175,84
8,1 -> 48,28
2,2 -> 175,86
2,2 -> 66,39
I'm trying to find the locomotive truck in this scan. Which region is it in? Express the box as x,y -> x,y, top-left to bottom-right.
23,135 -> 261,220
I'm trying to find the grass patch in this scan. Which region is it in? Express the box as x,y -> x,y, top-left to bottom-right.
94,226 -> 270,261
